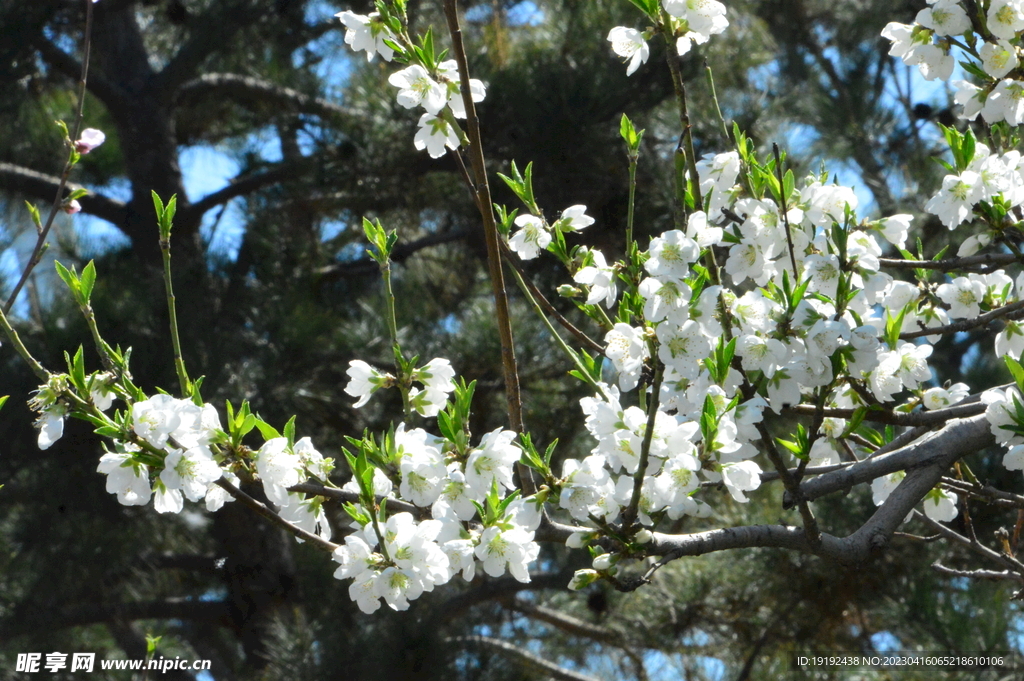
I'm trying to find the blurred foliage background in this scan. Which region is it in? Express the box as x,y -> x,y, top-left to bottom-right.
0,0 -> 1020,679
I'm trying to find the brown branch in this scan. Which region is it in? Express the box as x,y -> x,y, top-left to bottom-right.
181,164 -> 299,221
498,240 -> 605,355
879,253 -> 1017,273
288,481 -> 428,519
931,563 -> 1024,582
509,599 -> 627,647
0,161 -> 128,226
442,1 -> 531,494
791,415 -> 992,507
34,37 -> 127,110
900,299 -> 1024,340
509,600 -> 649,681
448,635 -> 603,681
214,478 -> 338,554
784,400 -> 985,426
176,73 -> 362,122
434,571 -> 571,624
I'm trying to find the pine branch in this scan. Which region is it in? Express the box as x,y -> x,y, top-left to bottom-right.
176,73 -> 362,122
448,635 -> 604,681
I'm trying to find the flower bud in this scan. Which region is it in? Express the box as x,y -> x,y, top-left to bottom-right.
62,199 -> 82,215
557,284 -> 582,298
634,529 -> 652,544
568,569 -> 599,590
592,553 -> 613,570
74,128 -> 106,154
565,530 -> 591,548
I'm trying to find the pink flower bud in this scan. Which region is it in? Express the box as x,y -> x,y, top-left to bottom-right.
74,128 -> 106,154
63,199 -> 82,215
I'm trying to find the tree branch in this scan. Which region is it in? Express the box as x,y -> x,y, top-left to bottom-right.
316,229 -> 471,281
509,599 -> 628,647
899,299 -> 1024,340
538,416 -> 990,569
289,481 -> 428,519
784,400 -> 986,426
788,414 -> 992,507
181,164 -> 299,223
0,161 -> 128,226
34,37 -> 127,110
434,571 -> 571,623
447,635 -> 603,681
176,73 -> 362,122
214,478 -> 339,554
155,0 -> 262,96
879,253 -> 1018,273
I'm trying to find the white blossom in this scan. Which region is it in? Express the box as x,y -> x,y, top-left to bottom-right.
389,65 -> 446,114
574,250 -> 618,308
414,113 -> 460,158
924,172 -> 982,229
987,0 -> 1024,41
336,11 -> 395,62
607,27 -> 649,76
508,214 -> 551,260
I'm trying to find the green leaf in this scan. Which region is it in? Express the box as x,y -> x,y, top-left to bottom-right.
151,190 -> 165,220
24,201 -> 42,229
54,260 -> 80,297
79,260 -> 97,303
254,417 -> 281,441
283,415 -> 297,447
1006,356 -> 1024,391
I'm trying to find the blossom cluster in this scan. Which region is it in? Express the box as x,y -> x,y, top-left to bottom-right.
607,0 -> 728,76
336,9 -> 487,158
30,0 -> 1024,617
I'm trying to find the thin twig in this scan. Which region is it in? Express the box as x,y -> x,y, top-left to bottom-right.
772,143 -> 799,278
899,299 -> 1024,340
498,240 -> 605,355
879,252 -> 1017,272
785,401 -> 985,426
5,0 -> 94,314
931,563 -> 1024,582
214,478 -> 338,554
442,0 -> 532,495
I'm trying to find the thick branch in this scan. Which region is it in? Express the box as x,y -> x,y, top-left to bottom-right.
155,0 -> 261,96
879,253 -> 1017,273
539,416 -> 989,567
182,165 -> 299,222
900,299 -> 1024,340
176,73 -> 361,122
510,600 -> 627,647
789,414 -> 992,507
448,635 -> 603,681
35,37 -> 127,109
785,400 -> 985,426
